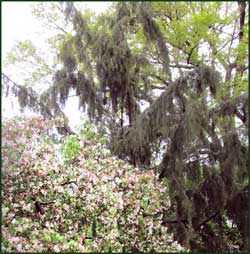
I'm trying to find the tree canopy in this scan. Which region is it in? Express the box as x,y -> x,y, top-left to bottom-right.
2,2 -> 248,252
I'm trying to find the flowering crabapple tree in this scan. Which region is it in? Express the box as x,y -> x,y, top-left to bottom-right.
2,116 -> 184,252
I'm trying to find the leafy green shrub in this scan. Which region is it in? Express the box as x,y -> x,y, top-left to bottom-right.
77,120 -> 108,145
61,135 -> 80,162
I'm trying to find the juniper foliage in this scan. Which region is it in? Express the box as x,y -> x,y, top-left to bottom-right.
2,2 -> 248,251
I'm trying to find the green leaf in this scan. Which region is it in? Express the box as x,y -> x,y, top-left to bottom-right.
44,233 -> 51,243
140,196 -> 149,209
68,240 -> 78,248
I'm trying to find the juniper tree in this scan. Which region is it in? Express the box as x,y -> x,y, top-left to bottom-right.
2,2 -> 248,251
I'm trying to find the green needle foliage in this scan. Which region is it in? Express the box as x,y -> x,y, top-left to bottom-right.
2,2 -> 248,251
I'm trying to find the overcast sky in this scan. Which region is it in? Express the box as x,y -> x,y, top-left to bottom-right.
2,2 -> 111,128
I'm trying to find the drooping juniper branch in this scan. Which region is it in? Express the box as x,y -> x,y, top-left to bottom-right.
2,73 -> 53,118
2,72 -> 75,135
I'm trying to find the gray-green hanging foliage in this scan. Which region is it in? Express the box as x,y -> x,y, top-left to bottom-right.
2,2 -> 248,252
2,73 -> 74,135
138,2 -> 172,82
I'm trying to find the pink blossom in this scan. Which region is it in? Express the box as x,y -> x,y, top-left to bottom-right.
38,170 -> 47,176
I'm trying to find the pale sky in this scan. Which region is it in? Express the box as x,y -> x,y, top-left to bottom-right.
2,2 -> 41,59
2,2 -> 112,58
2,1 -> 112,128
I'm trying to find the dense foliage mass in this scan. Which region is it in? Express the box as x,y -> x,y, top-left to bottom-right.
2,2 -> 248,251
2,116 -> 184,252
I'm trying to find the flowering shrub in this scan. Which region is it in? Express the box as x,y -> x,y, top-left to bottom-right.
2,116 -> 185,252
2,116 -> 54,173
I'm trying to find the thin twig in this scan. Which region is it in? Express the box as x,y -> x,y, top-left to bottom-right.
61,180 -> 78,186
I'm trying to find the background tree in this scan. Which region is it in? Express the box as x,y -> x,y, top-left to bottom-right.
2,2 -> 248,251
